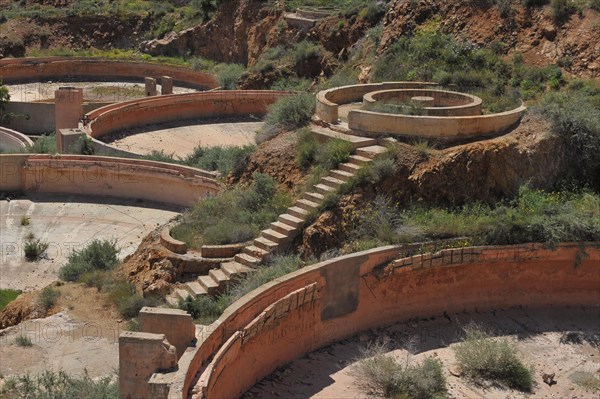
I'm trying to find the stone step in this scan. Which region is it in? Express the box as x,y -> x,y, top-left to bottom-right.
287,206 -> 310,220
243,245 -> 270,258
356,145 -> 388,159
209,268 -> 229,285
330,169 -> 354,181
296,198 -> 320,211
221,261 -> 252,278
270,221 -> 297,235
339,162 -> 361,173
254,236 -> 279,252
321,176 -> 345,189
314,183 -> 336,195
303,191 -> 325,203
198,275 -> 219,295
174,288 -> 192,302
278,213 -> 304,228
348,154 -> 372,166
261,228 -> 289,244
310,125 -> 377,148
235,252 -> 261,268
185,281 -> 207,297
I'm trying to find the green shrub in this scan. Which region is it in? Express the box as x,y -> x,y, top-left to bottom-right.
354,339 -> 448,399
15,334 -> 33,347
591,0 -> 600,12
20,215 -> 30,226
24,239 -> 49,261
291,40 -> 323,65
68,135 -> 95,155
0,289 -> 21,310
58,239 -> 119,282
0,370 -> 118,399
108,279 -> 161,319
183,145 -> 255,175
551,0 -> 576,22
314,138 -> 354,170
27,134 -> 57,154
453,324 -> 533,392
259,92 -> 316,142
570,371 -> 600,392
212,63 -> 245,90
296,127 -> 319,169
37,286 -> 60,311
536,90 -> 600,188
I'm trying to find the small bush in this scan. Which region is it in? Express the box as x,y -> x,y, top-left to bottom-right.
453,324 -> 533,392
27,134 -> 57,154
260,92 -> 316,141
24,239 -> 49,261
109,279 -> 161,319
551,0 -> 575,22
14,334 -> 33,347
315,138 -> 354,170
58,239 -> 119,282
212,63 -> 245,90
68,135 -> 95,155
183,145 -> 255,175
570,371 -> 600,392
591,0 -> 600,12
296,127 -> 319,169
37,286 -> 60,311
20,215 -> 30,226
353,339 -> 448,399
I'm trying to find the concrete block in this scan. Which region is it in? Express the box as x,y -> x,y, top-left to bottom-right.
145,77 -> 157,96
161,76 -> 173,95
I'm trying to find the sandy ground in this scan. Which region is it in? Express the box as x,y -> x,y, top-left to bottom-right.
6,81 -> 196,102
0,283 -> 123,379
0,194 -> 179,291
103,118 -> 263,158
244,306 -> 600,399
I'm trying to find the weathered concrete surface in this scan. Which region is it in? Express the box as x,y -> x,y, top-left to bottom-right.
0,127 -> 33,152
139,307 -> 196,359
104,119 -> 262,158
0,194 -> 179,291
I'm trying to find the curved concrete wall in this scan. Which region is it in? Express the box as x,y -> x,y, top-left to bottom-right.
0,127 -> 33,152
348,104 -> 526,139
315,82 -> 437,123
168,242 -> 599,399
83,90 -> 291,139
0,154 -> 220,207
364,89 -> 483,117
0,57 -> 217,90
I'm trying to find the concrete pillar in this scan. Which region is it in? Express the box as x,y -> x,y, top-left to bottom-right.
54,87 -> 83,152
119,331 -> 177,399
145,77 -> 157,96
161,76 -> 173,95
138,307 -> 196,359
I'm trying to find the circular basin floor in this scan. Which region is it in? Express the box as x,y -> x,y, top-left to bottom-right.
243,306 -> 600,399
0,194 -> 180,291
103,117 -> 264,158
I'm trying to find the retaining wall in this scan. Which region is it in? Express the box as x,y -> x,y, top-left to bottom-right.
315,82 -> 437,123
0,154 -> 220,207
83,90 -> 291,139
162,242 -> 599,399
0,57 -> 217,90
348,104 -> 527,139
2,101 -> 111,134
0,127 -> 33,152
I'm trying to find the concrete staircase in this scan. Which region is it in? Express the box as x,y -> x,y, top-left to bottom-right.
168,132 -> 388,304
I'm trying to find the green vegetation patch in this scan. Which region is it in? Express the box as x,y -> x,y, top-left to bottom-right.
58,239 -> 119,282
353,338 -> 448,399
0,370 -> 118,399
171,173 -> 292,248
0,289 -> 22,311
